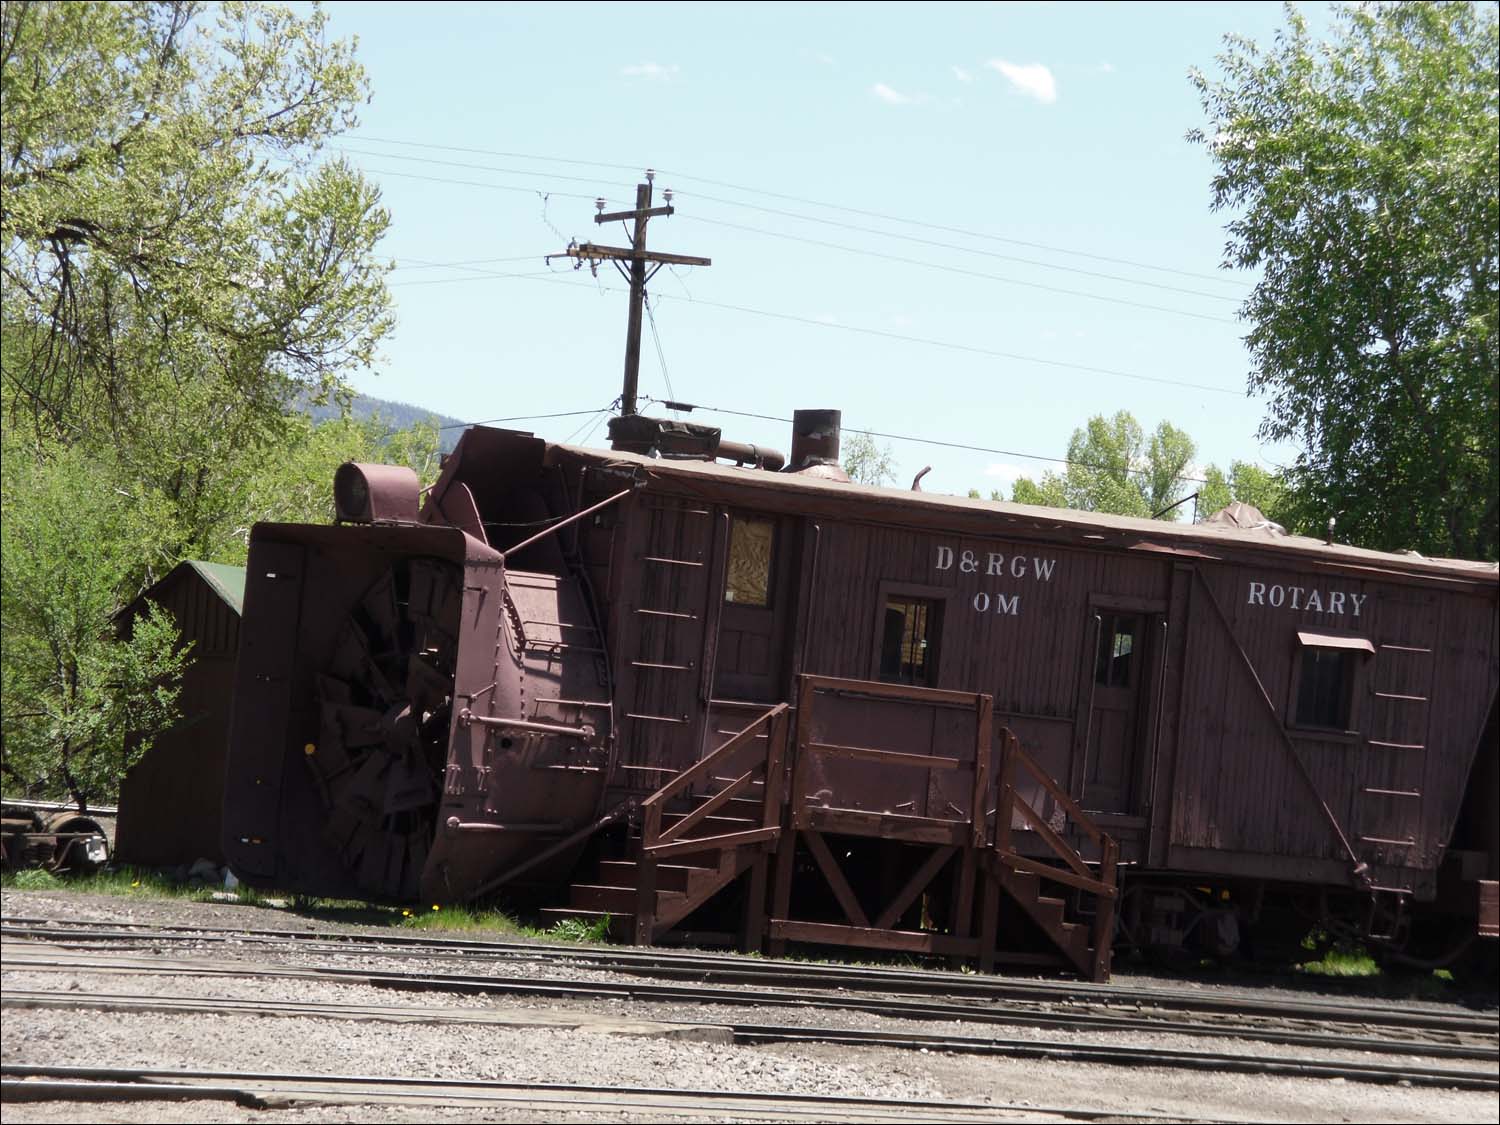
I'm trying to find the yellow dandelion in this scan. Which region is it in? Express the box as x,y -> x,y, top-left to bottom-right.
431,904 -> 440,912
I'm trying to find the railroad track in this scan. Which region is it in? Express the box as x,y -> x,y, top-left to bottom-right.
0,1063 -> 1068,1123
5,937 -> 1496,1090
7,913 -> 1495,1038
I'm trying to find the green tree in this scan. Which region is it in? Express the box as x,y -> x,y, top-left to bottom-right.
0,432 -> 189,808
842,430 -> 897,487
1190,2 -> 1498,559
1009,411 -> 1198,520
1198,460 -> 1290,524
1,0 -> 394,559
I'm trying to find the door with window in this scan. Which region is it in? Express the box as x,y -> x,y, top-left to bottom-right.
713,513 -> 796,702
1082,611 -> 1152,813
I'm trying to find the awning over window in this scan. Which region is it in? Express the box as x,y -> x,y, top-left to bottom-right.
1296,631 -> 1375,654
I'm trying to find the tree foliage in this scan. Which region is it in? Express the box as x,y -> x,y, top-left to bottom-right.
1009,411 -> 1199,520
0,432 -> 189,807
1197,459 -> 1290,524
1190,2 -> 1498,559
0,2 -> 424,805
842,430 -> 897,487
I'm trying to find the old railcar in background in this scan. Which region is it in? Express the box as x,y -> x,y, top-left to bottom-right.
222,412 -> 1498,981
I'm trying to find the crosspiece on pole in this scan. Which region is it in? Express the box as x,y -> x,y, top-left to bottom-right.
547,175 -> 711,416
561,244 -> 712,269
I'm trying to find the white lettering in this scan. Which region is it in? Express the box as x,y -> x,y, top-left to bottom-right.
1248,581 -> 1266,606
959,549 -> 979,574
986,552 -> 1004,576
996,593 -> 1021,616
1009,555 -> 1027,579
935,546 -> 954,571
1329,591 -> 1347,615
1288,585 -> 1304,610
1349,592 -> 1368,617
1269,585 -> 1285,607
972,592 -> 991,613
1032,557 -> 1056,581
1305,589 -> 1324,613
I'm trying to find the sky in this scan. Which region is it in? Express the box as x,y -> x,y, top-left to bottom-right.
318,1 -> 1336,501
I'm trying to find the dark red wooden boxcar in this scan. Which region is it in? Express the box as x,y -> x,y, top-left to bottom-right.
223,416 -> 1498,979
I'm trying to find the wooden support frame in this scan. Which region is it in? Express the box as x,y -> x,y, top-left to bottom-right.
766,675 -> 994,962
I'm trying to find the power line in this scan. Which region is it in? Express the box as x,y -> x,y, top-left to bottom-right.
639,396 -> 1212,486
349,143 -> 1240,304
648,292 -> 1246,397
680,214 -> 1238,324
349,163 -> 1235,323
438,408 -> 607,432
345,134 -> 1248,289
371,262 -> 1247,397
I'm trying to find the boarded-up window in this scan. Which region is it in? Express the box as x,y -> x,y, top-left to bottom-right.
879,597 -> 940,686
725,516 -> 775,606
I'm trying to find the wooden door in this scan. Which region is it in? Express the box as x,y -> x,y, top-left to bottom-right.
713,513 -> 796,703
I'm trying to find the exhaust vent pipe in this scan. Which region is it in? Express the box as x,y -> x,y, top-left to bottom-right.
788,409 -> 850,482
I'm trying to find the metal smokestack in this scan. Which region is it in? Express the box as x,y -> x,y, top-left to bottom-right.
788,409 -> 848,481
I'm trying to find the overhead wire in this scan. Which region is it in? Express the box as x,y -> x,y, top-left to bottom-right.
345,134 -> 1249,289
639,397 -> 1212,486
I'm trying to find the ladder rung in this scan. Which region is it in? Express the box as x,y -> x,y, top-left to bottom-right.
534,697 -> 611,709
1360,835 -> 1416,846
1366,740 -> 1425,750
1378,643 -> 1432,654
522,620 -> 599,631
635,608 -> 697,620
631,660 -> 692,671
1361,787 -> 1421,799
644,505 -> 710,516
643,556 -> 704,567
626,712 -> 690,724
525,640 -> 606,653
1371,691 -> 1427,702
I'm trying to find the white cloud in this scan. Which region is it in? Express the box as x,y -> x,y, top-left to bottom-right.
951,65 -> 974,83
1098,62 -> 1116,74
871,83 -> 913,105
986,59 -> 1057,104
621,62 -> 679,81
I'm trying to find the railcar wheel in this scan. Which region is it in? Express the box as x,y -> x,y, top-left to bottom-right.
311,558 -> 461,901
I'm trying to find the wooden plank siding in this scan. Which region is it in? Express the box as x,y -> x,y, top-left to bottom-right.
590,463 -> 1495,898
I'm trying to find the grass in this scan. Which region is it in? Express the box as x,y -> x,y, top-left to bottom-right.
2,865 -> 616,944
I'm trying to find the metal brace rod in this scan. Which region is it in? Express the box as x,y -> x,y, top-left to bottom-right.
457,709 -> 595,740
502,487 -> 633,561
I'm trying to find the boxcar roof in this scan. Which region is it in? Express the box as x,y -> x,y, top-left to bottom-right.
541,437 -> 1499,588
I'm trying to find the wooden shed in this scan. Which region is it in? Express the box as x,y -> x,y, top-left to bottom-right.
115,560 -> 244,868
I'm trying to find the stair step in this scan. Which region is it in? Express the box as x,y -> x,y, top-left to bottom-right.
660,812 -> 759,832
569,883 -> 687,915
596,860 -> 711,894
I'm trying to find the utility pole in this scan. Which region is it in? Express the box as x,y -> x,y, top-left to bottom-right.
549,171 -> 710,416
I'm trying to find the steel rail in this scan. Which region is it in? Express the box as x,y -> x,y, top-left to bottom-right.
5,914 -> 1494,1037
0,1064 -> 1178,1123
6,985 -> 1499,1078
6,944 -> 1497,1079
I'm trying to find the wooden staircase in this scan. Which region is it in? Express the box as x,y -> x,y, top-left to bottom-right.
984,728 -> 1119,981
541,705 -> 789,945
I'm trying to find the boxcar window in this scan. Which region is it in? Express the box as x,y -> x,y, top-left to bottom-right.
879,596 -> 940,685
1295,647 -> 1356,729
1094,614 -> 1139,687
725,515 -> 775,606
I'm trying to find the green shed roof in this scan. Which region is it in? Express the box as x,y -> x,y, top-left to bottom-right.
183,560 -> 246,615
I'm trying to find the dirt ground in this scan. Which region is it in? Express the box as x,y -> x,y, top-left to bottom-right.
2,889 -> 1496,1123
